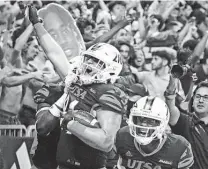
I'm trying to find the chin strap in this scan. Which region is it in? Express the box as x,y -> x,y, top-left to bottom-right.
134,134 -> 167,157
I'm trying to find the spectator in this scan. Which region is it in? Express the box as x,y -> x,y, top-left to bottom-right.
76,17 -> 96,42
17,51 -> 47,127
0,22 -> 57,127
117,41 -> 134,74
68,2 -> 81,20
108,1 -> 126,28
131,50 -> 185,101
147,14 -> 164,38
113,28 -> 129,42
165,76 -> 208,169
129,48 -> 147,72
92,1 -> 110,27
0,52 -> 46,127
3,1 -> 208,168
178,21 -> 208,97
93,24 -> 110,38
179,3 -> 193,23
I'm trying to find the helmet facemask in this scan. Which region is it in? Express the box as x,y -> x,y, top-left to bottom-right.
76,53 -> 122,85
77,54 -> 106,85
128,110 -> 166,146
68,43 -> 123,85
127,96 -> 170,156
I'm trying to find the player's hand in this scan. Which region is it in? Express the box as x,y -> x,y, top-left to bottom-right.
28,5 -> 41,25
61,110 -> 74,131
64,70 -> 78,93
34,84 -> 50,103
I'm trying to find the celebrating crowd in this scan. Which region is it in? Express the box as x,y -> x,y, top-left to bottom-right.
0,0 -> 208,169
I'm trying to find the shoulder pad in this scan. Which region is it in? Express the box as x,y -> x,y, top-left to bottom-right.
99,87 -> 128,114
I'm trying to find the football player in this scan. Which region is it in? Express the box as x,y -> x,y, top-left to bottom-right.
115,96 -> 194,169
28,5 -> 128,169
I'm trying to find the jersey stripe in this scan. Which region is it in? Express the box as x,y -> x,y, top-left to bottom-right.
178,143 -> 194,168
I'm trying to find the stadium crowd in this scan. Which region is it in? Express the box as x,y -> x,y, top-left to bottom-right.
0,0 -> 208,169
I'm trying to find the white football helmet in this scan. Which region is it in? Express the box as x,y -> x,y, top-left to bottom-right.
68,43 -> 123,85
128,96 -> 170,146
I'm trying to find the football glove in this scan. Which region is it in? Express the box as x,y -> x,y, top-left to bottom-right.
61,110 -> 74,132
64,70 -> 78,93
28,5 -> 42,25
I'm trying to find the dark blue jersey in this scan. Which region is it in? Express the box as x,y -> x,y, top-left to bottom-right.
68,83 -> 127,114
34,82 -> 128,169
115,126 -> 194,169
57,83 -> 128,168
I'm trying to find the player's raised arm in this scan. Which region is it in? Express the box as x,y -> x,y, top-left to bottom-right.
28,5 -> 70,80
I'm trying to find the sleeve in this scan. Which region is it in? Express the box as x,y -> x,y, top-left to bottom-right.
35,84 -> 64,105
171,113 -> 190,137
35,85 -> 64,115
98,87 -> 128,115
35,89 -> 63,136
178,143 -> 194,169
45,86 -> 64,105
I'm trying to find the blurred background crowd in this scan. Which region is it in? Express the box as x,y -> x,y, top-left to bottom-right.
0,0 -> 208,128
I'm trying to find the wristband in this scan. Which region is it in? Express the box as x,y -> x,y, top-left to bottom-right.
32,18 -> 43,26
49,104 -> 62,118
